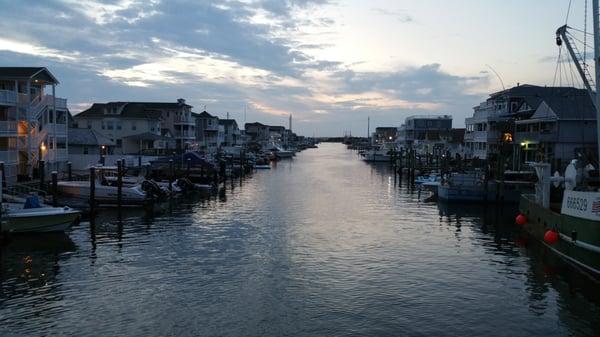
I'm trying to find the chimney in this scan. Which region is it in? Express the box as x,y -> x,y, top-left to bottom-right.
177,98 -> 186,105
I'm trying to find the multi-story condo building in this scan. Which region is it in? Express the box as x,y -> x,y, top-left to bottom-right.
373,127 -> 398,144
464,84 -> 595,166
0,67 -> 69,183
74,101 -> 186,155
245,122 -> 271,144
397,115 -> 452,154
193,111 -> 221,153
512,87 -> 597,170
219,119 -> 241,147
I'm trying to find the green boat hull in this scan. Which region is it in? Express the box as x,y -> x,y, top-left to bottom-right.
519,194 -> 600,275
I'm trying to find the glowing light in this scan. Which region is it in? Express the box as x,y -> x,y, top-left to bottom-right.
40,143 -> 47,151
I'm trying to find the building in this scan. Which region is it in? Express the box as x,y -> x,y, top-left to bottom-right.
373,127 -> 398,144
193,111 -> 221,153
244,122 -> 270,144
67,128 -> 115,155
465,84 -> 597,169
0,67 -> 69,183
74,101 -> 184,155
397,115 -> 452,154
219,119 -> 241,147
513,87 -> 597,170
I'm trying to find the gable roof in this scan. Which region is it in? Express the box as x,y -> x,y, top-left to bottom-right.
245,122 -> 267,128
0,67 -> 59,84
68,128 -> 115,146
218,119 -> 238,127
193,111 -> 215,118
75,102 -> 166,119
520,87 -> 595,120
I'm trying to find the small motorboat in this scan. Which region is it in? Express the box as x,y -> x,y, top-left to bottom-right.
1,196 -> 81,233
254,164 -> 271,169
415,174 -> 440,185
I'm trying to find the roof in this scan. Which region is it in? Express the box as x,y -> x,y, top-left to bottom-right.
123,132 -> 171,141
0,67 -> 59,84
193,111 -> 216,118
269,125 -> 286,131
219,119 -> 238,126
375,127 -> 398,132
75,102 -> 171,119
68,128 -> 115,146
245,122 -> 267,128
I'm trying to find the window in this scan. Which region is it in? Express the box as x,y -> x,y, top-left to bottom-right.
83,146 -> 89,154
106,121 -> 114,130
102,121 -> 106,130
57,138 -> 67,149
87,121 -> 92,129
132,122 -> 137,131
116,139 -> 122,147
116,122 -> 122,130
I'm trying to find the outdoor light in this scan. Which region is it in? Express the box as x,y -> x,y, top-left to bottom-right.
40,143 -> 46,151
520,142 -> 526,147
101,145 -> 106,150
389,136 -> 393,140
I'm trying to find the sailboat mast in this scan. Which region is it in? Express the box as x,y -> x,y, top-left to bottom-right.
594,0 -> 600,165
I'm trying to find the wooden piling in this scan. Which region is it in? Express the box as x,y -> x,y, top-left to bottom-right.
39,160 -> 45,191
0,161 -> 5,188
117,160 -> 123,209
51,171 -> 58,207
89,167 -> 96,215
67,161 -> 72,181
186,158 -> 191,177
169,159 -> 174,195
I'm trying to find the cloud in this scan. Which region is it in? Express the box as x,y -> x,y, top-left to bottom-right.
0,0 -> 489,134
371,8 -> 413,23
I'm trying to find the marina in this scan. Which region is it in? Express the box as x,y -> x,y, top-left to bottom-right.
2,0 -> 600,335
1,144 -> 599,336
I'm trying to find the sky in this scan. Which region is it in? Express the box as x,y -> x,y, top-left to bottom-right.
0,0 -> 592,136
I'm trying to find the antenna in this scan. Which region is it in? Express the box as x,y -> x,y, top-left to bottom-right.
244,104 -> 247,123
485,64 -> 506,90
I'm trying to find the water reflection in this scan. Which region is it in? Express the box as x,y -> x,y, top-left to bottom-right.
0,144 -> 599,336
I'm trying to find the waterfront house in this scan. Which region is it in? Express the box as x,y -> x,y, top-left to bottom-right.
513,87 -> 597,170
373,127 -> 398,145
219,119 -> 241,147
397,115 -> 452,155
465,84 -> 597,170
74,99 -> 194,154
245,122 -> 270,144
67,127 -> 115,155
0,67 -> 69,183
193,111 -> 221,153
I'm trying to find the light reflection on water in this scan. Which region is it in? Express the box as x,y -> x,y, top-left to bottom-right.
1,143 -> 599,336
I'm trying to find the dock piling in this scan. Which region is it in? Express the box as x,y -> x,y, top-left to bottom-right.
51,171 -> 58,207
89,167 -> 96,215
67,161 -> 72,181
169,159 -> 174,196
117,159 -> 123,209
39,160 -> 45,191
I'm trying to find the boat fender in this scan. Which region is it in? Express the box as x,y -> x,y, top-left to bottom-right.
515,214 -> 527,226
543,230 -> 559,245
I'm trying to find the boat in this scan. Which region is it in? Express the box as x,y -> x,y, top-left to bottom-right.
518,4 -> 600,276
415,173 -> 441,185
254,164 -> 271,169
268,145 -> 294,159
362,142 -> 396,162
1,196 -> 81,233
437,170 -> 534,203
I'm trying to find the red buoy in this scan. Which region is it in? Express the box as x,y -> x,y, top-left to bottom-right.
515,214 -> 527,225
544,230 -> 559,245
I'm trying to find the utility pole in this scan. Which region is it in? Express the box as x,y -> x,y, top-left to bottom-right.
367,116 -> 370,144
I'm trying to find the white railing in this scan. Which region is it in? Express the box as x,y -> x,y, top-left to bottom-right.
0,121 -> 18,134
0,150 -> 18,163
0,89 -> 17,105
174,116 -> 195,124
43,123 -> 68,135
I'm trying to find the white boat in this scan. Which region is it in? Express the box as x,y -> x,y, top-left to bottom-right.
57,180 -> 159,205
1,199 -> 81,233
362,143 -> 396,162
415,174 -> 441,185
254,164 -> 271,169
268,144 -> 295,158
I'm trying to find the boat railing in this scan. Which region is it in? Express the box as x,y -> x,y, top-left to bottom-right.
4,183 -> 47,198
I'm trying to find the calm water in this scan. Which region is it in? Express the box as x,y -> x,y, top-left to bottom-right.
1,143 -> 600,336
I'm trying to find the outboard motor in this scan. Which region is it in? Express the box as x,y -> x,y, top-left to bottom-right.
176,177 -> 195,192
142,180 -> 167,199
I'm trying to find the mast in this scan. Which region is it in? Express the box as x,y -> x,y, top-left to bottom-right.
367,116 -> 370,143
594,0 -> 600,164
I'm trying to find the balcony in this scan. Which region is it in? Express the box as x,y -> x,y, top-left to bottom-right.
0,150 -> 18,164
176,130 -> 196,139
0,121 -> 18,135
43,123 -> 68,136
204,124 -> 219,131
0,90 -> 17,106
514,130 -> 557,143
174,116 -> 195,125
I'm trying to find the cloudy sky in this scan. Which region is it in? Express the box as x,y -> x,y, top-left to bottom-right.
0,0 -> 590,136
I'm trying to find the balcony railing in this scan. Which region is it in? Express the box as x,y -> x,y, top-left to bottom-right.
0,121 -> 18,134
0,90 -> 17,106
176,131 -> 196,139
43,123 -> 68,135
0,150 -> 18,163
174,116 -> 195,125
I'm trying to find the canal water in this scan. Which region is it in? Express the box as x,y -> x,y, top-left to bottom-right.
1,143 -> 599,336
